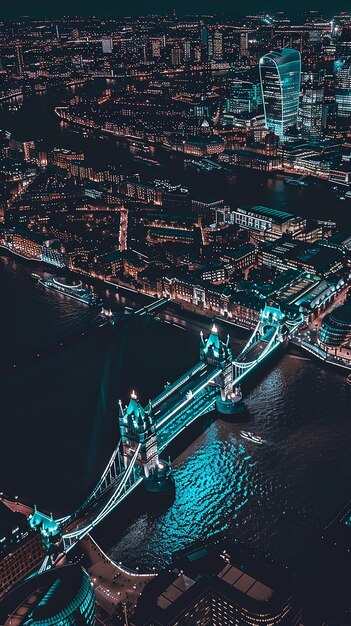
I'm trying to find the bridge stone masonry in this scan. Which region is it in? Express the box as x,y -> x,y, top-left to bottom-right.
1,305 -> 298,571
118,392 -> 174,494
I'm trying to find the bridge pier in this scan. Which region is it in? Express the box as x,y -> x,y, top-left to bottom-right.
200,324 -> 244,416
118,392 -> 174,494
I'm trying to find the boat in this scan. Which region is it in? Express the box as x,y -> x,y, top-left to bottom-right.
240,431 -> 264,444
31,273 -> 41,280
38,277 -> 99,306
132,154 -> 162,167
284,176 -> 309,187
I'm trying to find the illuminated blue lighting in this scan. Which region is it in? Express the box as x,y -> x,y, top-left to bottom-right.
259,48 -> 301,140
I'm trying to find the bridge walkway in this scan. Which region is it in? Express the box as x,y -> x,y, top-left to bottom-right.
155,364 -> 221,432
236,328 -> 275,364
152,362 -> 209,410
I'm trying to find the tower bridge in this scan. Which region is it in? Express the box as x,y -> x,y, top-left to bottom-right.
1,305 -> 296,569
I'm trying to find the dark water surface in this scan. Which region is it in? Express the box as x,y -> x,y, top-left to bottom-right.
0,257 -> 350,578
1,83 -> 351,227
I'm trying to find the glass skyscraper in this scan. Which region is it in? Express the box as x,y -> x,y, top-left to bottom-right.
259,48 -> 301,140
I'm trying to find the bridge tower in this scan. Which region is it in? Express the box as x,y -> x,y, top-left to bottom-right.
200,324 -> 242,416
233,305 -> 288,381
118,392 -> 174,493
259,305 -> 287,339
28,506 -> 62,564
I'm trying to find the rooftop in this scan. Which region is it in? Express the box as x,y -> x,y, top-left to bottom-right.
0,565 -> 94,625
237,205 -> 297,224
132,542 -> 297,625
260,47 -> 301,66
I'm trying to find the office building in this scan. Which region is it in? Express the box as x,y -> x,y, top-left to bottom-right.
335,62 -> 351,118
0,506 -> 45,598
15,45 -> 25,76
213,29 -> 223,61
231,206 -> 306,241
0,565 -> 95,625
227,80 -> 261,114
259,48 -> 301,140
132,543 -> 302,626
300,75 -> 324,138
101,37 -> 113,54
318,294 -> 351,361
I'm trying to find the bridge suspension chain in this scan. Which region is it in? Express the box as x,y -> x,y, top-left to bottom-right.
233,326 -> 281,381
77,440 -> 123,512
62,444 -> 141,550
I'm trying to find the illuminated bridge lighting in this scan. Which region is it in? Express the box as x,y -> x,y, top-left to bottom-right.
18,310 -> 293,566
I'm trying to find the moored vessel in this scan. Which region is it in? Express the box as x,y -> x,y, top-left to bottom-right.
38,276 -> 99,306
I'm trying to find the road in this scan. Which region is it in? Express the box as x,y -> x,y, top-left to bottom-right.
82,535 -> 154,618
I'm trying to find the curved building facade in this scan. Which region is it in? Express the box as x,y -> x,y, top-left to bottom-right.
259,48 -> 301,140
0,565 -> 95,626
318,298 -> 351,350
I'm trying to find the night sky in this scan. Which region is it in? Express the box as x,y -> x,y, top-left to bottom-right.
0,0 -> 349,18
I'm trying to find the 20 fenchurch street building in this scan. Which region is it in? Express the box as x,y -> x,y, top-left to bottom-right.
259,48 -> 301,140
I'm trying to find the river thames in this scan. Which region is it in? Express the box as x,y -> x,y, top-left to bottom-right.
1,82 -> 351,227
0,255 -> 350,581
1,84 -> 351,620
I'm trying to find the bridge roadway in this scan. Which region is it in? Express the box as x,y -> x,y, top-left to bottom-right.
236,329 -> 275,365
60,362 -> 221,540
154,362 -> 221,450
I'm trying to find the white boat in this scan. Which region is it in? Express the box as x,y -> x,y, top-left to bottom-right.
39,277 -> 99,306
240,431 -> 264,445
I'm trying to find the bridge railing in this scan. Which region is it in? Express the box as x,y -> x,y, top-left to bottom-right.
152,361 -> 206,409
156,365 -> 221,431
158,388 -> 217,452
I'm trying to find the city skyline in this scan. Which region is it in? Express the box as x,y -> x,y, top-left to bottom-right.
1,2 -> 351,18
0,7 -> 350,625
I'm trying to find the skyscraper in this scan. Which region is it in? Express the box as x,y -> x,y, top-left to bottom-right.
101,37 -> 113,54
15,45 -> 24,76
300,73 -> 324,138
259,48 -> 301,140
213,29 -> 223,61
239,31 -> 249,58
227,80 -> 261,114
335,62 -> 351,119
